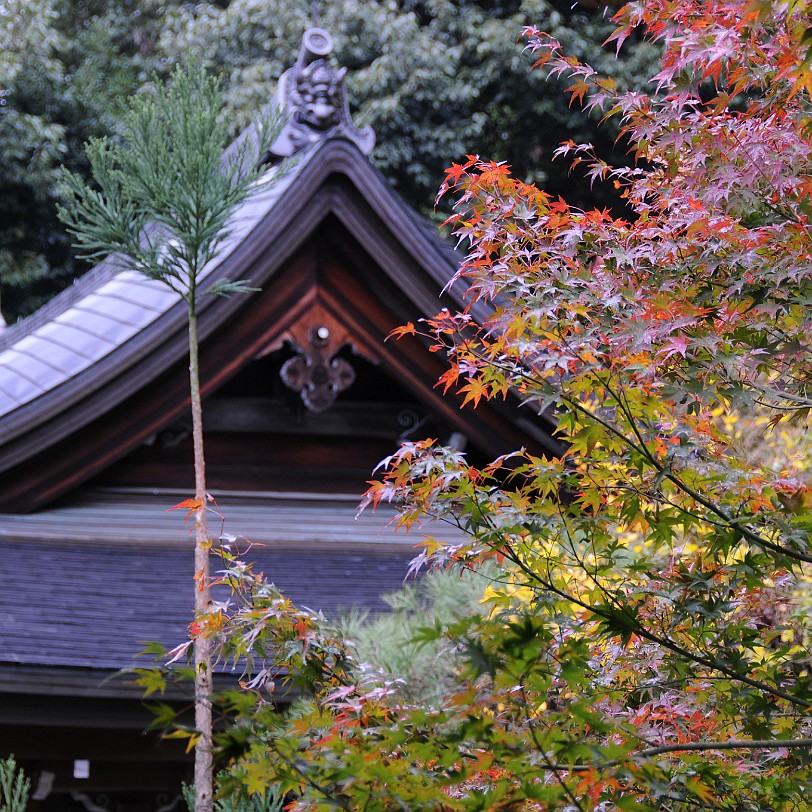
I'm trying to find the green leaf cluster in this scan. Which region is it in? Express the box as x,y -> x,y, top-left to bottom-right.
0,756 -> 30,812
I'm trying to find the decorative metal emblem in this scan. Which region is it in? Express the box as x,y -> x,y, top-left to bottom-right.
263,27 -> 375,161
280,324 -> 356,413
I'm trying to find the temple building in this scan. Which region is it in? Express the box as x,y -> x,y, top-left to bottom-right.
0,30 -> 557,811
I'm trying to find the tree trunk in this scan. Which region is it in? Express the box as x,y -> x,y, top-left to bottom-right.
188,306 -> 213,812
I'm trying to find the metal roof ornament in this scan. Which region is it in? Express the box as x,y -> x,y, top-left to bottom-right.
263,28 -> 375,161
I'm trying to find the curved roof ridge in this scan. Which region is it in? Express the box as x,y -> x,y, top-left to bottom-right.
0,149 -> 311,420
0,135 -> 472,453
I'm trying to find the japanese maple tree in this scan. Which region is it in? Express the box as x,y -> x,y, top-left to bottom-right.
201,1 -> 812,809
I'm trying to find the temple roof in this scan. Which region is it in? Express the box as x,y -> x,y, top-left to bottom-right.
0,131 -> 556,515
0,26 -> 455,424
0,489 -> 461,675
0,140 -> 405,424
0,30 -> 559,699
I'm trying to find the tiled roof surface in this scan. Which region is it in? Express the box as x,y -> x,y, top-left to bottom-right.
0,273 -> 177,414
0,490 -> 454,670
0,160 -> 303,418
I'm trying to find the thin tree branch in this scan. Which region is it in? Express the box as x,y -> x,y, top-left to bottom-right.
541,737 -> 812,772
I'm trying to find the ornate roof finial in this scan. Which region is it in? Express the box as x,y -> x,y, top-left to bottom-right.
263,28 -> 375,161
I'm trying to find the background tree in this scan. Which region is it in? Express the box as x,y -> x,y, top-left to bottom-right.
0,0 -> 657,323
0,0 -> 178,320
57,64 -> 279,812
156,0 -> 658,212
190,0 -> 812,808
340,565 -> 497,706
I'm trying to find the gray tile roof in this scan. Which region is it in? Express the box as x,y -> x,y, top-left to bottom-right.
0,490 -> 462,671
0,272 -> 178,415
0,158 -> 303,418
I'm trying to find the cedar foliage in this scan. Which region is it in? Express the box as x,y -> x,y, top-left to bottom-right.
0,756 -> 29,812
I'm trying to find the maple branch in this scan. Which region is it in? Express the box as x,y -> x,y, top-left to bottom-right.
494,537 -> 810,709
416,314 -> 811,703
265,739 -> 353,811
540,737 -> 812,772
597,480 -> 734,532
518,675 -> 589,812
563,384 -> 812,565
434,329 -> 812,566
546,513 -> 791,705
753,387 -> 812,411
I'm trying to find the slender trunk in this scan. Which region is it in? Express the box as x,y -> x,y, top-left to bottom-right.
188,305 -> 213,812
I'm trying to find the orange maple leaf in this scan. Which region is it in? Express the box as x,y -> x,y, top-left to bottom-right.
459,378 -> 489,408
387,322 -> 416,341
167,497 -> 204,523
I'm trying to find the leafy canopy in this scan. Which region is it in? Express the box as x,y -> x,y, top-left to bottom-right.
0,0 -> 176,319
0,0 -> 657,322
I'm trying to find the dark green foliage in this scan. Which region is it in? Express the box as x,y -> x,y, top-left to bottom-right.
0,0 -> 178,320
0,0 -> 657,323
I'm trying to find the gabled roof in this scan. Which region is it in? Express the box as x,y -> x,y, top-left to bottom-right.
0,134 -> 558,513
0,137 -> 562,694
0,137 -> 457,420
0,138 -> 428,427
